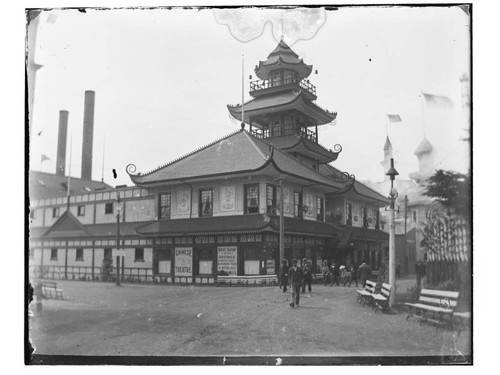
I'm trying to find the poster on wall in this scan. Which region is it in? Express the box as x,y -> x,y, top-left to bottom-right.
177,190 -> 191,214
283,188 -> 291,213
217,246 -> 237,275
175,247 -> 192,276
305,194 -> 314,217
266,259 -> 275,275
220,186 -> 235,212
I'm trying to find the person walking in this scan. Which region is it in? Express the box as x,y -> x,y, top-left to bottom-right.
301,258 -> 312,294
330,262 -> 340,286
279,259 -> 288,293
322,261 -> 330,286
288,258 -> 303,308
349,263 -> 359,287
357,259 -> 371,287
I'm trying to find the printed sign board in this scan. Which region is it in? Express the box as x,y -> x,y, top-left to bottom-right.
175,247 -> 192,276
266,259 -> 275,275
217,246 -> 238,275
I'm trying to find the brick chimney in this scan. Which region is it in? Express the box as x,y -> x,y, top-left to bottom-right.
81,90 -> 95,180
55,110 -> 69,176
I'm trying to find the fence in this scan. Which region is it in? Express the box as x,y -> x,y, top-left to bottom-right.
29,265 -> 154,283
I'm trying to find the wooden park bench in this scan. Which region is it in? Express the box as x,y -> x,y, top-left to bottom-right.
41,281 -> 64,300
356,280 -> 377,306
405,289 -> 459,329
371,282 -> 392,313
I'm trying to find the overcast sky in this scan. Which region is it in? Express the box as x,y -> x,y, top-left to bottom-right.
29,5 -> 470,188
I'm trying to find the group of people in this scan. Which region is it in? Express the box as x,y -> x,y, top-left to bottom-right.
279,258 -> 372,308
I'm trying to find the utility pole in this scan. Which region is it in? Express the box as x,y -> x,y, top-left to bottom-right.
404,195 -> 408,275
116,194 -> 122,286
279,178 -> 285,263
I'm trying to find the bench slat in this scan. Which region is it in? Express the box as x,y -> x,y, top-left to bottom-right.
420,289 -> 459,299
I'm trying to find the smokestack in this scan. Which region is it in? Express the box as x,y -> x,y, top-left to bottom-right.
56,110 -> 69,176
81,90 -> 95,180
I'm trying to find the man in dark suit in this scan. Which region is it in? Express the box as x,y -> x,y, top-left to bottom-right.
288,258 -> 303,308
357,259 -> 371,287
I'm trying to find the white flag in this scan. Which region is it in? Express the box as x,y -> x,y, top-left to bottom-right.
423,93 -> 454,109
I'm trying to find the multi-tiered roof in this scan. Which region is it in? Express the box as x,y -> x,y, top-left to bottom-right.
227,39 -> 338,164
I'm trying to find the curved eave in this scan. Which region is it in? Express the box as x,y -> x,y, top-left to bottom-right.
280,138 -> 340,163
255,58 -> 312,80
350,184 -> 390,205
228,94 -> 336,125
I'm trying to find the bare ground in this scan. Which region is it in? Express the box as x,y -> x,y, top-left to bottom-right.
28,280 -> 471,359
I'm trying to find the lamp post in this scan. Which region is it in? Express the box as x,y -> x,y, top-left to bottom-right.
115,193 -> 122,287
386,158 -> 399,307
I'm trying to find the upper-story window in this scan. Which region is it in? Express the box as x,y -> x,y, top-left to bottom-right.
135,248 -> 145,262
159,192 -> 171,219
412,210 -> 417,223
50,248 -> 58,261
361,207 -> 367,228
199,189 -> 213,217
30,209 -> 37,220
294,191 -> 303,218
283,115 -> 294,135
52,207 -> 60,218
77,205 -> 85,216
271,70 -> 282,87
346,203 -> 353,225
76,248 -> 84,261
245,184 -> 259,214
266,184 -> 277,214
105,203 -> 114,215
316,197 -> 324,222
272,118 -> 282,137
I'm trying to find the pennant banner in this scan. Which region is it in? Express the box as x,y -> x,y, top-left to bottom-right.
423,93 -> 454,109
387,114 -> 402,123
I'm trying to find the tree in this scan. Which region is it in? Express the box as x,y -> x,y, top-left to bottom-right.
424,169 -> 471,221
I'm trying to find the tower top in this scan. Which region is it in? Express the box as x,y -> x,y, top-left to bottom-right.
414,137 -> 434,156
383,136 -> 393,151
254,39 -> 313,80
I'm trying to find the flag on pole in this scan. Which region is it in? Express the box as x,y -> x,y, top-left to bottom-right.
41,154 -> 51,162
422,93 -> 454,109
387,114 -> 402,123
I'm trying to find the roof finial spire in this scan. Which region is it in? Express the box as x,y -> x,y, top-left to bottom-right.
281,10 -> 284,41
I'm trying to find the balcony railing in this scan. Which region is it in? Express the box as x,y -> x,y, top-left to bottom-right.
250,126 -> 317,143
299,127 -> 317,143
250,76 -> 316,97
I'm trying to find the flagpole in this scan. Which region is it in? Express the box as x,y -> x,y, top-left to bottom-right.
67,135 -> 72,210
421,92 -> 426,138
101,137 -> 106,183
241,54 -> 245,129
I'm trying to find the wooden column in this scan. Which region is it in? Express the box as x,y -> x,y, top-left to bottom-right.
91,245 -> 95,281
64,244 -> 68,280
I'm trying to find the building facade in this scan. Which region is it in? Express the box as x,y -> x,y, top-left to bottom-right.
29,40 -> 389,284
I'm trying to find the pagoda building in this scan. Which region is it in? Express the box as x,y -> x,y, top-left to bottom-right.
29,40 -> 388,285
228,39 -> 340,170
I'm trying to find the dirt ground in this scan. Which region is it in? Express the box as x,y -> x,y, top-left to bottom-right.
28,279 -> 471,360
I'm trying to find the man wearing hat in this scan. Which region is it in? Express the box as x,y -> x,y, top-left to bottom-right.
288,258 -> 303,308
301,258 -> 312,295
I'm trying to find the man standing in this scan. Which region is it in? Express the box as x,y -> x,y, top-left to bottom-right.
288,258 -> 303,308
301,258 -> 312,294
357,259 -> 371,287
349,263 -> 359,287
279,259 -> 288,293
